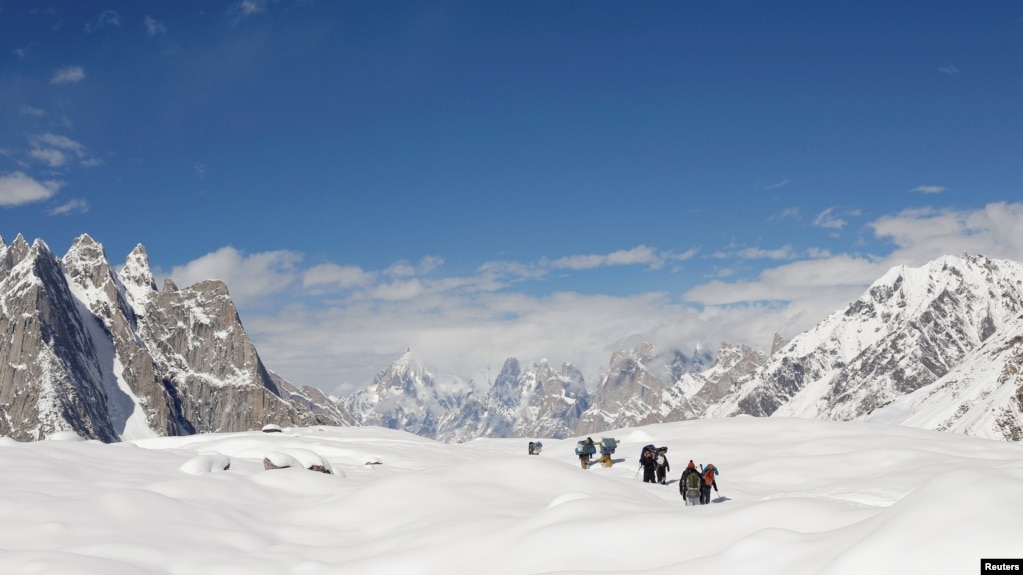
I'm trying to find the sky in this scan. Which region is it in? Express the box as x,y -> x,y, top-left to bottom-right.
2,1 -> 1023,396
1,418 -> 1021,574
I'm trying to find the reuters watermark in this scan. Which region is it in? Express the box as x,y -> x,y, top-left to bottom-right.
982,559 -> 1023,573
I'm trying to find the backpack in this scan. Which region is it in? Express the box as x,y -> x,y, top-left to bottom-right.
702,466 -> 716,486
685,470 -> 702,498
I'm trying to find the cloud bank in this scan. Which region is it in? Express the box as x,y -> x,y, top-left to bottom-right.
166,202 -> 1023,396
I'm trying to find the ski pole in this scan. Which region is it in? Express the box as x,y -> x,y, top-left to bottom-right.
634,466 -> 640,479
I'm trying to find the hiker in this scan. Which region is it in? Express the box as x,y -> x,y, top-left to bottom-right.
531,441 -> 542,455
639,449 -> 658,483
700,463 -> 719,504
655,449 -> 670,485
597,437 -> 618,467
528,441 -> 534,455
679,460 -> 703,506
640,444 -> 656,462
576,437 -> 596,469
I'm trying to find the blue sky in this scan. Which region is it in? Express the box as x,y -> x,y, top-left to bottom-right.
2,1 -> 1023,395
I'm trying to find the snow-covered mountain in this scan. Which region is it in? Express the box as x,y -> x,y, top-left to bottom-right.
343,254 -> 1023,444
341,349 -> 476,438
0,234 -> 344,441
864,310 -> 1023,441
6,233 -> 1023,445
574,342 -> 714,434
709,254 -> 1023,427
434,357 -> 591,442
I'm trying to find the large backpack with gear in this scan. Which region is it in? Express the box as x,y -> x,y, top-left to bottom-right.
684,470 -> 702,498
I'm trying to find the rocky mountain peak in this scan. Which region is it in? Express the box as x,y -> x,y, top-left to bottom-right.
0,232 -> 346,441
62,234 -> 120,306
1,234 -> 32,274
118,244 -> 157,313
770,333 -> 787,357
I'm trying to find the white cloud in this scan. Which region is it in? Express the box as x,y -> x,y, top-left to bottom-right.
813,207 -> 861,230
303,263 -> 376,289
19,106 -> 45,117
194,163 -> 207,180
770,207 -> 800,222
47,198 -> 89,215
736,245 -> 797,260
542,245 -> 665,270
232,0 -> 268,18
50,66 -> 85,85
681,201 -> 1023,369
195,203 -> 1023,395
0,172 -> 61,207
870,202 -> 1023,263
910,185 -> 945,194
168,247 -> 303,306
84,10 -> 120,33
938,64 -> 960,74
144,16 -> 167,37
28,133 -> 88,168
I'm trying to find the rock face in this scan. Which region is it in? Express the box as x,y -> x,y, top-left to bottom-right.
342,349 -> 475,439
0,235 -> 122,441
434,357 -> 591,442
574,343 -> 714,434
0,234 -> 344,442
663,342 -> 768,421
864,311 -> 1023,441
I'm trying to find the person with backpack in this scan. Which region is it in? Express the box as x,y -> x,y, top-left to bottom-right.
597,437 -> 618,467
679,460 -> 703,506
576,437 -> 596,469
639,448 -> 658,483
700,463 -> 719,504
655,449 -> 670,485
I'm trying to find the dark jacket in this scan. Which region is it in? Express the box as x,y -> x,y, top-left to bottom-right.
679,467 -> 703,496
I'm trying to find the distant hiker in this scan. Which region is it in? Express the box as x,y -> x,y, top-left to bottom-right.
655,449 -> 670,485
531,441 -> 542,455
679,460 -> 703,506
700,463 -> 719,504
575,437 -> 596,469
528,441 -> 534,455
639,449 -> 658,483
598,437 -> 618,467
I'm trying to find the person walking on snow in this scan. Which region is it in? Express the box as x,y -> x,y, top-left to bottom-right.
700,463 -> 719,504
679,460 -> 703,506
656,450 -> 670,485
639,449 -> 658,483
577,437 -> 595,469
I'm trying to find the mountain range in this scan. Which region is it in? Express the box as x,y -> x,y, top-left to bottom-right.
2,233 -> 1021,443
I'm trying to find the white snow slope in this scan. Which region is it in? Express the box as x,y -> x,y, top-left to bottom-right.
0,418 -> 1020,574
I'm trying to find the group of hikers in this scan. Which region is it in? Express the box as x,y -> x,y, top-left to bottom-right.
679,460 -> 719,505
572,436 -> 618,468
539,438 -> 721,505
638,445 -> 719,504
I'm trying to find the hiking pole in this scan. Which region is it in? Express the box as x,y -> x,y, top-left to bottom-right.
633,466 -> 640,479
